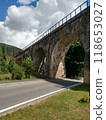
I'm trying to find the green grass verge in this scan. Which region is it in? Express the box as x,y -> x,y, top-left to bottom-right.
0,73 -> 47,82
0,84 -> 90,120
0,73 -> 11,81
0,74 -> 38,82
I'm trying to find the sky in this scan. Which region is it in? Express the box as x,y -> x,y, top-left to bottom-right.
0,0 -> 86,49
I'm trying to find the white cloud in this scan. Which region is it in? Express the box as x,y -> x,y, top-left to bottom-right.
0,22 -> 38,48
42,0 -> 58,7
49,11 -> 65,21
0,0 -> 85,49
18,0 -> 36,5
4,5 -> 40,31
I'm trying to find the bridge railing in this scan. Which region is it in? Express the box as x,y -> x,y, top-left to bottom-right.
23,0 -> 89,50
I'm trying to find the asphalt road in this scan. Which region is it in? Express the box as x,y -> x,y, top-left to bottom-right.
0,78 -> 82,115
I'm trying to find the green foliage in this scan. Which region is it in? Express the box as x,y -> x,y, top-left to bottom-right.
79,95 -> 90,103
12,64 -> 24,80
0,74 -> 11,81
8,58 -> 16,73
0,57 -> 9,74
65,40 -> 85,78
0,47 -> 3,58
22,57 -> 35,78
0,43 -> 22,57
1,44 -> 7,60
0,43 -> 23,79
33,73 -> 47,79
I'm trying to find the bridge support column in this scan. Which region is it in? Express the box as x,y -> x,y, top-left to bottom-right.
55,58 -> 66,78
84,49 -> 90,84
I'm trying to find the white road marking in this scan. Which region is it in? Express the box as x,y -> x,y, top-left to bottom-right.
0,83 -> 82,114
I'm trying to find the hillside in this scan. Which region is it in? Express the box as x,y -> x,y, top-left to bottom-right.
0,43 -> 22,57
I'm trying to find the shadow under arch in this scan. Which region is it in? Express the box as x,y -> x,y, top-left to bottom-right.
50,33 -> 90,84
33,48 -> 46,75
50,33 -> 79,78
65,40 -> 85,78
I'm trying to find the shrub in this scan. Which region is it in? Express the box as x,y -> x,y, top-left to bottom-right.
5,75 -> 11,80
22,57 -> 35,78
0,73 -> 11,81
12,64 -> 24,80
79,95 -> 90,103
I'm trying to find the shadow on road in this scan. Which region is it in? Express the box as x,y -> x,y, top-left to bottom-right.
45,78 -> 82,87
44,78 -> 89,92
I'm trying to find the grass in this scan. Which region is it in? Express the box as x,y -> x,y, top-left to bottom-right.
0,74 -> 39,82
0,84 -> 90,120
0,73 -> 11,81
0,73 -> 47,82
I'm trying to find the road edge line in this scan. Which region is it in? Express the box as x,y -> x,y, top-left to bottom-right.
0,83 -> 82,114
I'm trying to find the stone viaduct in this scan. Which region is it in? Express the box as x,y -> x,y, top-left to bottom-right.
15,1 -> 90,84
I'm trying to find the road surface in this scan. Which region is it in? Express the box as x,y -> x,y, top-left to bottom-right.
0,78 -> 82,116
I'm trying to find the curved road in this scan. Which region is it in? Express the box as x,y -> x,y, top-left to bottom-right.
0,78 -> 82,116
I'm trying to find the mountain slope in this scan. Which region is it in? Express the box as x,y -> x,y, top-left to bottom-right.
0,43 -> 22,57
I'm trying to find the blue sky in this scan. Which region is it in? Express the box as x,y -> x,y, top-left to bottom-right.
0,0 -> 19,21
0,0 -> 39,21
0,0 -> 86,48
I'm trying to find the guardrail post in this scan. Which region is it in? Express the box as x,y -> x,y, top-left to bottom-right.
75,9 -> 76,16
80,5 -> 81,12
70,13 -> 71,19
66,16 -> 67,22
62,19 -> 63,24
58,21 -> 60,27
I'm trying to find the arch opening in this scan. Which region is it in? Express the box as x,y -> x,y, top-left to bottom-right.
33,48 -> 46,75
50,33 -> 79,78
50,33 -> 90,84
65,40 -> 85,79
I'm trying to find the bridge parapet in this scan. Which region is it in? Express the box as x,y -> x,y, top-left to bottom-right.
23,0 -> 89,50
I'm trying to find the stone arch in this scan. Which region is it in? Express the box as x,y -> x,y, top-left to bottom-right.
33,48 -> 46,75
50,33 -> 78,78
50,32 -> 90,84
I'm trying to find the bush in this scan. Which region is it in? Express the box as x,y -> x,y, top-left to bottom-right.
0,73 -> 11,81
12,64 -> 24,80
22,57 -> 35,78
79,95 -> 90,103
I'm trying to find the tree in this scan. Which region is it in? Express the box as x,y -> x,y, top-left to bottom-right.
0,57 -> 3,74
1,44 -> 7,60
8,57 -> 16,73
65,40 -> 85,78
0,57 -> 9,74
22,57 -> 35,78
12,64 -> 24,80
0,47 -> 3,58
